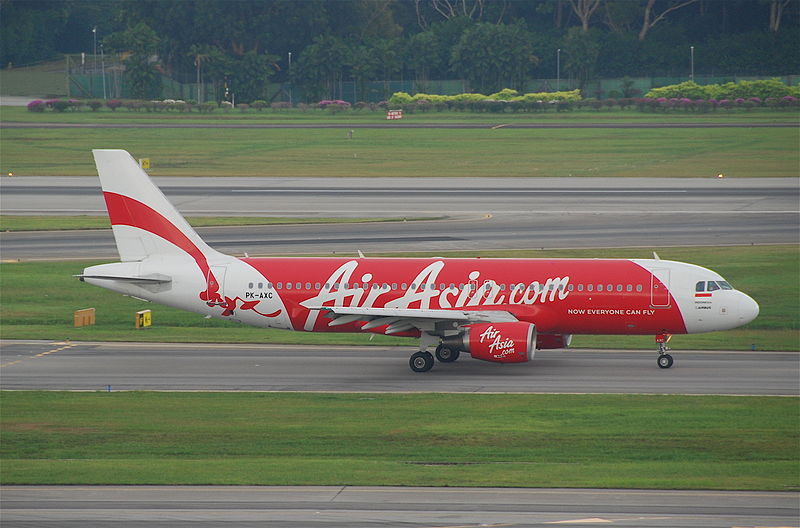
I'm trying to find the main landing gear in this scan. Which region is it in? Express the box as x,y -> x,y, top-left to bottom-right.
656,333 -> 674,369
409,343 -> 461,372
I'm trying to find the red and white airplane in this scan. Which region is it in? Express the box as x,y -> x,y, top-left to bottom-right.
80,150 -> 759,372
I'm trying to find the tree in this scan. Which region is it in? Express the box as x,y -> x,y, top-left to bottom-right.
450,22 -> 537,93
568,0 -> 602,32
348,43 -> 380,102
638,0 -> 698,41
769,0 -> 792,32
105,22 -> 162,99
227,51 -> 278,103
563,26 -> 600,88
291,34 -> 349,101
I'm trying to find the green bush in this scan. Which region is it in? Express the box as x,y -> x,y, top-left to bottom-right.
646,81 -> 710,100
646,79 -> 797,100
488,88 -> 519,100
388,92 -> 413,105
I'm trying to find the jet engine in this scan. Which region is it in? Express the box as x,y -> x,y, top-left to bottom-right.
441,322 -> 536,363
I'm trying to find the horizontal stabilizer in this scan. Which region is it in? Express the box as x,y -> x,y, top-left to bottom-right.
76,273 -> 172,284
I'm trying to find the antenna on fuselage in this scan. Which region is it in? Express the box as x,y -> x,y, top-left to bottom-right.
358,250 -> 365,258
653,251 -> 661,260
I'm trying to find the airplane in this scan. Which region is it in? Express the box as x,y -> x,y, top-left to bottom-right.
79,149 -> 760,372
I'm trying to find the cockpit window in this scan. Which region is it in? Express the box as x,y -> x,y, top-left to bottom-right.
695,281 -> 705,292
718,281 -> 733,290
707,281 -> 720,292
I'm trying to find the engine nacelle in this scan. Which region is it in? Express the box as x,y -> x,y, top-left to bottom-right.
443,322 -> 536,364
536,334 -> 572,350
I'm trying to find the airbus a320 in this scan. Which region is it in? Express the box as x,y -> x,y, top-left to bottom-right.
80,150 -> 760,372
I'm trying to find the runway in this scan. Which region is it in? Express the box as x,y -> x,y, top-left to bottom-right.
2,340 -> 797,395
2,177 -> 797,258
2,485 -> 798,528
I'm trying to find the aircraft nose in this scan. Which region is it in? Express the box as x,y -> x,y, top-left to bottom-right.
738,293 -> 759,325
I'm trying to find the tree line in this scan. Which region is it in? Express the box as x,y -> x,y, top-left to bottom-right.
2,0 -> 798,103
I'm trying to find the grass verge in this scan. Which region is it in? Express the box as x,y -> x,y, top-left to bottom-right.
0,215 -> 436,232
1,392 -> 796,490
2,125 -> 797,177
2,105 -> 798,124
0,245 -> 797,350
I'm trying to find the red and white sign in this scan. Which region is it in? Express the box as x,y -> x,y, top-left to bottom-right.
386,109 -> 403,120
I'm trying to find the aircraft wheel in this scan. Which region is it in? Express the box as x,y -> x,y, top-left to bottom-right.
410,351 -> 434,373
435,345 -> 460,363
657,354 -> 674,369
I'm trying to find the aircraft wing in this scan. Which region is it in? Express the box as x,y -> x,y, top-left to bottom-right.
311,305 -> 518,334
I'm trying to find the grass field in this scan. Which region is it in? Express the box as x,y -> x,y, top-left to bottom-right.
2,125 -> 797,178
2,105 -> 798,124
1,391 -> 796,489
1,245 -> 796,351
0,215 -> 435,232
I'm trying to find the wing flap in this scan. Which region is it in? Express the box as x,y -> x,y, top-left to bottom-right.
312,305 -> 517,334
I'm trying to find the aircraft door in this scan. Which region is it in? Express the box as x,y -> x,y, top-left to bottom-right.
650,268 -> 671,308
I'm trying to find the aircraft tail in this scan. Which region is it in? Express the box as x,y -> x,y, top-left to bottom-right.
92,149 -> 221,262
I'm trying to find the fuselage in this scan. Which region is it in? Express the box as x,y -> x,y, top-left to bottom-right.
83,254 -> 760,339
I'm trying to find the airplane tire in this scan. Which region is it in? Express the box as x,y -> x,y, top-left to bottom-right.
435,346 -> 460,363
410,351 -> 434,373
657,354 -> 674,369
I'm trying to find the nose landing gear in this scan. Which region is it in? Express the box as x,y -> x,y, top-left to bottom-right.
656,333 -> 673,369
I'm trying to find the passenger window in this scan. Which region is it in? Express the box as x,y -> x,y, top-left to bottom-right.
276,282 -> 283,289
267,283 -> 273,290
578,284 -> 584,292
707,281 -> 720,292
587,284 -> 593,292
626,284 -> 632,292
636,284 -> 643,292
402,283 -> 408,290
597,284 -> 603,292
392,283 -> 398,290
285,283 -> 292,290
568,284 -> 574,291
305,282 -> 311,290
617,284 -> 623,292
315,283 -> 321,290
258,282 -> 263,289
248,282 -> 254,289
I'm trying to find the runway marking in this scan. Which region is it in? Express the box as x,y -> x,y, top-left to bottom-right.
545,518 -> 613,524
230,189 -> 689,194
0,341 -> 76,368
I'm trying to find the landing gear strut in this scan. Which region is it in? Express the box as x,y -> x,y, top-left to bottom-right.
656,334 -> 673,369
409,332 -> 439,372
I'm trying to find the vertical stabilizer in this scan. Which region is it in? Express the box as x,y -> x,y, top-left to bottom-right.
92,149 -> 220,262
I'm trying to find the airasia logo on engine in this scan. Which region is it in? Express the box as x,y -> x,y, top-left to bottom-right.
478,326 -> 517,358
468,322 -> 534,363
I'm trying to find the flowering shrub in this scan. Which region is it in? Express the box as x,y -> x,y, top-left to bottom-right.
319,100 -> 351,113
106,99 -> 122,111
27,100 -> 46,112
87,100 -> 103,111
51,99 -> 71,112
